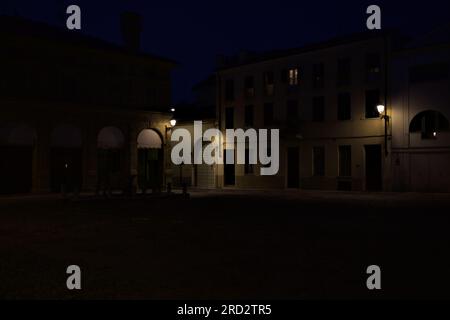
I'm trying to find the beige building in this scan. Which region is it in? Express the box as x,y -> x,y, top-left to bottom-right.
216,32 -> 392,191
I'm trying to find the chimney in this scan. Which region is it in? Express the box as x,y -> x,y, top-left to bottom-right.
120,11 -> 142,52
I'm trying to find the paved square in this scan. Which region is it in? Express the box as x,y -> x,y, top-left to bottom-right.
1,190 -> 449,299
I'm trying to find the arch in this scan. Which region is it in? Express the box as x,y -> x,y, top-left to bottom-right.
51,124 -> 82,148
409,110 -> 449,139
137,129 -> 163,149
0,123 -> 36,146
410,110 -> 449,132
97,126 -> 125,149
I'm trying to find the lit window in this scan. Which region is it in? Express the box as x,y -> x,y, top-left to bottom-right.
289,68 -> 299,86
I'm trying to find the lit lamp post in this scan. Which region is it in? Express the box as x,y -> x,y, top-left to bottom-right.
377,104 -> 389,157
164,118 -> 177,193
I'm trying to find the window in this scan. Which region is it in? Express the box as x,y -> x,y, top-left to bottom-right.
337,58 -> 352,86
409,63 -> 449,84
313,63 -> 325,89
288,68 -> 299,86
337,93 -> 352,120
225,107 -> 234,129
312,96 -> 325,122
409,110 -> 450,139
365,89 -> 380,119
263,71 -> 275,96
264,103 -> 274,126
339,145 -> 352,177
366,53 -> 381,82
281,69 -> 299,85
244,105 -> 254,127
225,79 -> 234,101
313,146 -> 325,177
244,76 -> 255,97
244,149 -> 254,175
287,100 -> 299,126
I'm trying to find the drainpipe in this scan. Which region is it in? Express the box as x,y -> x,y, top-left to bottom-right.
384,33 -> 389,158
216,72 -> 222,189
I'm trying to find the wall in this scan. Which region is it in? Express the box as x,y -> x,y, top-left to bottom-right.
391,45 -> 450,192
217,36 -> 391,191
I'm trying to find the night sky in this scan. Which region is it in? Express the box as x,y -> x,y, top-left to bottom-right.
1,0 -> 449,103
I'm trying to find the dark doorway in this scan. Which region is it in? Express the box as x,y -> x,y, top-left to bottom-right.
224,149 -> 235,186
50,148 -> 83,193
0,146 -> 33,194
97,149 -> 123,192
287,147 -> 300,188
137,148 -> 163,192
365,144 -> 382,191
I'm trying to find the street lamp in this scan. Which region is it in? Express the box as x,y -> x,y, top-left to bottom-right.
165,118 -> 177,193
166,119 -> 177,133
377,104 -> 385,115
377,105 -> 389,157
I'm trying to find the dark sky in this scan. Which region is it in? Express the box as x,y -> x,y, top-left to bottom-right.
1,0 -> 449,103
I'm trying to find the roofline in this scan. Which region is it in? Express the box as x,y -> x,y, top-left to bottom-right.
392,41 -> 450,55
217,30 -> 392,72
0,14 -> 178,66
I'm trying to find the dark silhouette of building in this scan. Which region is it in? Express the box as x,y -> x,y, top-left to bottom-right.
0,15 -> 176,195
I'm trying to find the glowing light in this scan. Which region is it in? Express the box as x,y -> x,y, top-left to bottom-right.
170,119 -> 177,127
377,105 -> 385,114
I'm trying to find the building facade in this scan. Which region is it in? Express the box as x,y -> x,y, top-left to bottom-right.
391,29 -> 450,192
0,15 -> 176,195
216,32 -> 392,191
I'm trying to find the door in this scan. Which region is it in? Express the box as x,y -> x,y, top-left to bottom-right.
0,146 -> 33,194
224,149 -> 235,186
138,149 -> 163,191
287,147 -> 300,188
365,145 -> 382,191
50,148 -> 83,193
